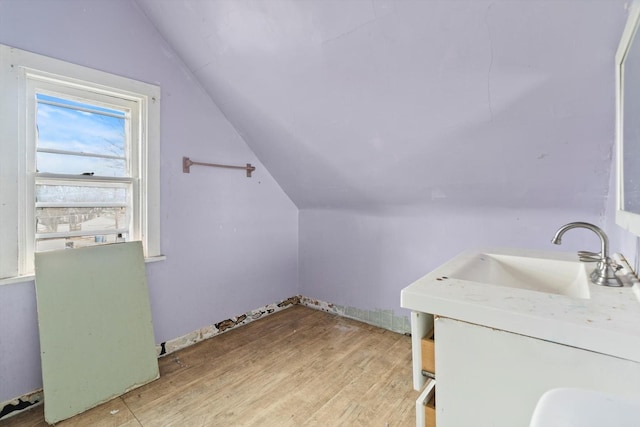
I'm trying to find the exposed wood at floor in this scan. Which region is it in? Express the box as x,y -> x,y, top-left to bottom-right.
2,306 -> 418,426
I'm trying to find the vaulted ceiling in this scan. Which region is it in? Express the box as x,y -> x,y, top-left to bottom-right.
136,0 -> 629,212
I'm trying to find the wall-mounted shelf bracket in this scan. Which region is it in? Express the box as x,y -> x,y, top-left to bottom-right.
182,156 -> 256,177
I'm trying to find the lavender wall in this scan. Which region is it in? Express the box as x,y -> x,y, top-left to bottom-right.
136,0 -> 631,323
136,0 -> 627,216
300,206 -> 608,319
299,155 -> 640,321
0,0 -> 298,403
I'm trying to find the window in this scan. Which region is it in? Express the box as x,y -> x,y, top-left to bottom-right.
0,44 -> 162,282
34,92 -> 132,252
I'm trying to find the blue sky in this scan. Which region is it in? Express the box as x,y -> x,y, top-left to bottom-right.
36,94 -> 128,177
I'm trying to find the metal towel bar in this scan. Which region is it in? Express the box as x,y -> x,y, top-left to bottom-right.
182,156 -> 256,177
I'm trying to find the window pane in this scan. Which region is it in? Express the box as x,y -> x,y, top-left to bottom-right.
36,184 -> 128,204
36,93 -> 127,176
36,151 -> 127,177
36,207 -> 129,235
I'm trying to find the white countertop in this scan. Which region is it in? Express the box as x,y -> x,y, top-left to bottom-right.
400,247 -> 640,363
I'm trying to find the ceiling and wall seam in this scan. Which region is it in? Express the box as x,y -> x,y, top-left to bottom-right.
134,0 -> 627,213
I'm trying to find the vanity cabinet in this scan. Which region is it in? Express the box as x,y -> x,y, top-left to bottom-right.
427,315 -> 640,427
402,248 -> 640,427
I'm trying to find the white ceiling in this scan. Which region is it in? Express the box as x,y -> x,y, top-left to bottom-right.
136,0 -> 629,212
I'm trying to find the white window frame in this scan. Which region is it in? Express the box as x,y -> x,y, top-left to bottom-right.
0,44 -> 163,284
30,81 -> 139,256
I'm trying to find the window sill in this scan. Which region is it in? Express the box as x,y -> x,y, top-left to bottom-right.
0,274 -> 36,286
0,255 -> 166,286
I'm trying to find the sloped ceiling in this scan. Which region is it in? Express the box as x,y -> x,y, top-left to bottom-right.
136,0 -> 628,212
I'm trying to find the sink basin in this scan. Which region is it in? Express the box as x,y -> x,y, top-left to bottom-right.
530,388 -> 640,427
445,252 -> 591,299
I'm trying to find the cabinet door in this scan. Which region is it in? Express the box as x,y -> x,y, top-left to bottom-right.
410,311 -> 434,390
416,378 -> 436,427
434,317 -> 640,427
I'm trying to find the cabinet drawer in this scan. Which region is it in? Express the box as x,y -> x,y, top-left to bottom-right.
416,378 -> 436,427
421,329 -> 435,375
425,393 -> 436,426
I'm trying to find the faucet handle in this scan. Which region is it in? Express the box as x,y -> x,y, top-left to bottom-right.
577,251 -> 601,262
604,257 -> 624,272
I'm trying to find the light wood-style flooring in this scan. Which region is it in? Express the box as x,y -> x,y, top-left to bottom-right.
2,306 -> 418,426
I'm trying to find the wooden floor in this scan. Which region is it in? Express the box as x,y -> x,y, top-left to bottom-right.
3,306 -> 418,426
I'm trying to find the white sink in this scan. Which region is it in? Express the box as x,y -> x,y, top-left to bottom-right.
530,388 -> 640,427
401,247 -> 640,386
444,251 -> 591,299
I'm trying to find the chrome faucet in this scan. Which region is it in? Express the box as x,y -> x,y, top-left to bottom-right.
551,222 -> 622,287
